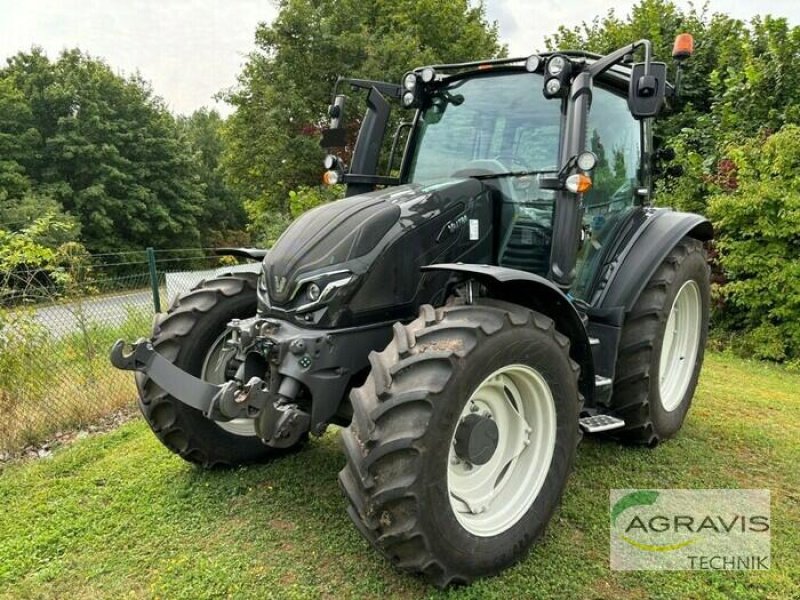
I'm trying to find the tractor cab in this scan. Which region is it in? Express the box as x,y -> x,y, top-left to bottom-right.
322,45 -> 673,299
401,65 -> 643,296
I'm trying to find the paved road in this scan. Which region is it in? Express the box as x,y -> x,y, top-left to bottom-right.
32,290 -> 155,339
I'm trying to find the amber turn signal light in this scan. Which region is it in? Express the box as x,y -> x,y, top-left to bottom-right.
322,170 -> 340,186
565,173 -> 592,194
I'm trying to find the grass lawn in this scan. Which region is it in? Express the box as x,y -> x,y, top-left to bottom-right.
0,351 -> 798,599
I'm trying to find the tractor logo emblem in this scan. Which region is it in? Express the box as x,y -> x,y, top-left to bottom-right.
273,275 -> 288,294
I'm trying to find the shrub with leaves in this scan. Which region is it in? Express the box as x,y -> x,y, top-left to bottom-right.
0,213 -> 84,304
707,125 -> 800,361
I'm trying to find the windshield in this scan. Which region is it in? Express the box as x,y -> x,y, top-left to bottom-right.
406,72 -> 562,183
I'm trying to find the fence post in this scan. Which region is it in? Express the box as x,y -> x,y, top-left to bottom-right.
146,247 -> 161,313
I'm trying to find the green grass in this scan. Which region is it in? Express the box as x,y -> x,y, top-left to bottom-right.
0,351 -> 798,599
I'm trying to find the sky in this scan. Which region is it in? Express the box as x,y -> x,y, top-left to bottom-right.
0,0 -> 797,116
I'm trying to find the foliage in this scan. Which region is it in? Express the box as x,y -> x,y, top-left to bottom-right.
177,109 -> 248,246
0,305 -> 150,452
0,213 -> 85,303
288,184 -> 345,218
707,126 -> 800,361
224,0 -> 505,241
0,49 -> 246,254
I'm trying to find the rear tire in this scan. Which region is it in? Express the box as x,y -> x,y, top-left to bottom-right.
610,237 -> 710,445
136,273 -> 295,468
339,300 -> 580,586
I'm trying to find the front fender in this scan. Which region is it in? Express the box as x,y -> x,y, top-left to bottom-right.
421,263 -> 595,403
214,247 -> 268,261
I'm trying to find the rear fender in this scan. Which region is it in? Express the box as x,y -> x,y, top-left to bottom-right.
593,208 -> 712,312
422,263 -> 594,403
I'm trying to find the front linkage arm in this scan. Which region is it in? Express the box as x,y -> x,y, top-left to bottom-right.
110,336 -> 310,449
110,338 -> 258,422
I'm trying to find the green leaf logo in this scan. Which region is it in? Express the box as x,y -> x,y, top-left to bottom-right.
611,490 -> 698,552
611,490 -> 660,526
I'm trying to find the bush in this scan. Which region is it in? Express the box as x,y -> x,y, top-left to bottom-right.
707,125 -> 800,361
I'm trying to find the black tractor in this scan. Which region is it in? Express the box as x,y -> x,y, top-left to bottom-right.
111,34 -> 711,586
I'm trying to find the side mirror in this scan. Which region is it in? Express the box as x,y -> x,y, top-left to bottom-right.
320,94 -> 347,148
628,62 -> 667,119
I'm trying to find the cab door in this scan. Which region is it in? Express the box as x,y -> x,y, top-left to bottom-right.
571,86 -> 644,300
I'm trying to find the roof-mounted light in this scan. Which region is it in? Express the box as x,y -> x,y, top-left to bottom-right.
525,55 -> 541,73
420,67 -> 436,83
402,72 -> 417,91
672,33 -> 694,61
547,55 -> 567,76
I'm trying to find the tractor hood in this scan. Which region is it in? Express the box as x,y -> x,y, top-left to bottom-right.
259,177 -> 493,327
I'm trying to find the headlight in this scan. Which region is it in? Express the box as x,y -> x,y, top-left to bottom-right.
294,274 -> 354,314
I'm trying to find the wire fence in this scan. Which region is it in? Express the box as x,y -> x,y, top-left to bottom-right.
0,248 -> 262,455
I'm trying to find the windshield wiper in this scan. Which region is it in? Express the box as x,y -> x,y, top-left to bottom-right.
468,169 -> 556,180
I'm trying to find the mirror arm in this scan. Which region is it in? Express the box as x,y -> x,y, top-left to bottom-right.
588,39 -> 652,78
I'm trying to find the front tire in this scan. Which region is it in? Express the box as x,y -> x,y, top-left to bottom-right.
610,237 -> 710,445
137,273 -> 293,468
339,300 -> 580,586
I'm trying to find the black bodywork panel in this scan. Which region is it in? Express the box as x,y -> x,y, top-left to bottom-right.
592,208 -> 712,311
261,178 -> 493,328
214,247 -> 268,261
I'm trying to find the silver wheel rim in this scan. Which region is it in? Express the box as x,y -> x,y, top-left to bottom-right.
447,364 -> 556,537
659,280 -> 702,412
201,330 -> 258,437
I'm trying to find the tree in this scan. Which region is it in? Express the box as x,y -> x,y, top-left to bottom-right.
707,127 -> 800,361
224,0 -> 505,239
178,109 -> 248,246
0,48 -> 205,253
547,0 -> 800,361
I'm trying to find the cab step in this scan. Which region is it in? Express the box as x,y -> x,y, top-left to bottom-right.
594,375 -> 613,388
579,414 -> 626,433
